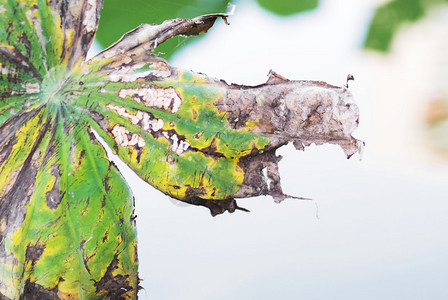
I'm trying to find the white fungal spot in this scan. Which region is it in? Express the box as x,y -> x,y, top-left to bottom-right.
176,140 -> 190,155
0,64 -> 17,76
128,133 -> 145,147
157,119 -> 164,130
111,125 -> 128,146
142,113 -> 151,130
162,95 -> 171,110
111,125 -> 145,148
162,132 -> 190,155
151,118 -> 164,132
106,104 -> 141,125
106,104 -> 153,132
105,106 -> 189,154
172,95 -> 182,113
170,134 -> 179,153
181,141 -> 190,152
118,88 -> 141,103
117,86 -> 182,113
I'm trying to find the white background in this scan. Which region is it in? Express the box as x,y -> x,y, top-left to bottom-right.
96,0 -> 448,298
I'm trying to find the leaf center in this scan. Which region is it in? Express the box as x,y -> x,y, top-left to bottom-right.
40,67 -> 76,108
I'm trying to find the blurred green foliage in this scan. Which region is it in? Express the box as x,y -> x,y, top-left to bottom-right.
96,0 -> 319,60
256,0 -> 318,16
365,0 -> 448,52
96,0 -> 229,59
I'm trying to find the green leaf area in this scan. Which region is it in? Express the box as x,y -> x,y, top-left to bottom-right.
365,0 -> 448,52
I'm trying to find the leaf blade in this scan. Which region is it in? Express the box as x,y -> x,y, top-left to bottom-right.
0,105 -> 138,298
77,17 -> 361,213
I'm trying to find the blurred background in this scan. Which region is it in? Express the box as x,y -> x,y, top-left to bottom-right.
92,0 -> 448,298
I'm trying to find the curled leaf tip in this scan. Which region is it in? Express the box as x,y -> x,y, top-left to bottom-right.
266,69 -> 290,84
346,74 -> 355,88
